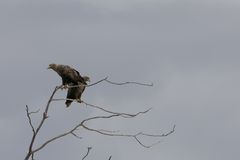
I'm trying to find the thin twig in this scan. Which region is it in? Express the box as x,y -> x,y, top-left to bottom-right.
25,105 -> 36,134
82,147 -> 92,160
52,98 -> 76,101
98,129 -> 120,133
71,132 -> 82,139
104,79 -> 153,87
28,109 -> 40,115
82,101 -> 152,118
140,125 -> 176,137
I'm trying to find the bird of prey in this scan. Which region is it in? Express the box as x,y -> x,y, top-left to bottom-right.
65,76 -> 90,107
48,63 -> 85,88
48,63 -> 90,107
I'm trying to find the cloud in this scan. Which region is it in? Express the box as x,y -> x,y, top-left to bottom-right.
0,0 -> 240,160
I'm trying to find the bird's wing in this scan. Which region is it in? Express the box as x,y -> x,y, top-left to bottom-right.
60,66 -> 83,84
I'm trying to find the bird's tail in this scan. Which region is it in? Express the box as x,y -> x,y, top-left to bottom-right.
65,100 -> 72,107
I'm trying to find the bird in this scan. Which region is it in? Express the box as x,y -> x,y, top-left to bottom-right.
48,63 -> 85,88
65,76 -> 90,107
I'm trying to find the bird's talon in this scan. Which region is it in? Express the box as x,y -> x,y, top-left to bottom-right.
64,85 -> 69,89
60,85 -> 68,90
76,99 -> 82,103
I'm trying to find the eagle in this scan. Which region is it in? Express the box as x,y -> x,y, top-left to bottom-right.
48,63 -> 90,107
48,63 -> 86,87
65,76 -> 90,107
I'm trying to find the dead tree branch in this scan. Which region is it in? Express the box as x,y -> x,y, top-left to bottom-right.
31,107 -> 153,153
80,115 -> 175,148
24,86 -> 60,160
24,77 -> 174,160
67,77 -> 153,89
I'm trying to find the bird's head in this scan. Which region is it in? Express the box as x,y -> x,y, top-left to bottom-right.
83,76 -> 90,83
48,63 -> 57,70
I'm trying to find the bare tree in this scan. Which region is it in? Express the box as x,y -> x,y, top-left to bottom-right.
24,77 -> 175,160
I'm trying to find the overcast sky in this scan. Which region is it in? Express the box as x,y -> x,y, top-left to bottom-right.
0,0 -> 240,160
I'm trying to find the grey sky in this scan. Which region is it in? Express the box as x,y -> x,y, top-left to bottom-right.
0,0 -> 239,160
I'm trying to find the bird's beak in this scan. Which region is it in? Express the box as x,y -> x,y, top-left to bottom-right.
47,66 -> 50,69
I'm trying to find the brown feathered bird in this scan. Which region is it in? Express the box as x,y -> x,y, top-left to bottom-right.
48,63 -> 90,107
65,76 -> 90,107
48,63 -> 86,87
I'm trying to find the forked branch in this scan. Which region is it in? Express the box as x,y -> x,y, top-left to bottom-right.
82,147 -> 92,160
24,86 -> 60,160
24,77 -> 174,160
80,114 -> 175,148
